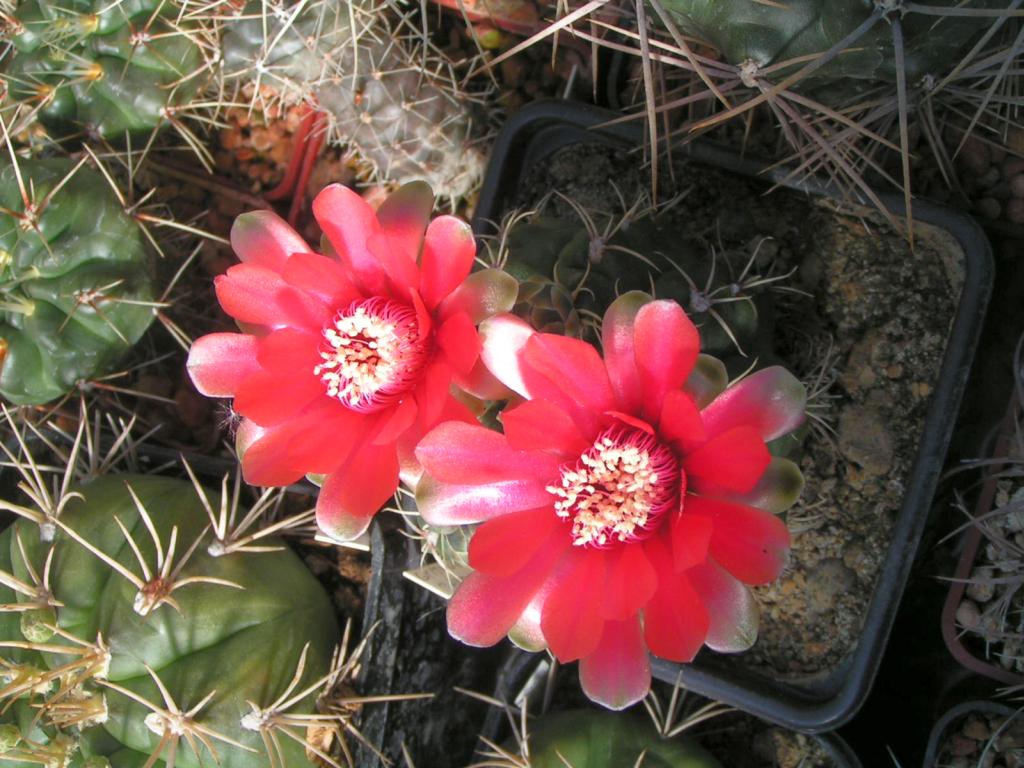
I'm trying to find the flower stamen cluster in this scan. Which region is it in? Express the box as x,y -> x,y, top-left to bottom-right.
548,426 -> 678,547
314,298 -> 427,412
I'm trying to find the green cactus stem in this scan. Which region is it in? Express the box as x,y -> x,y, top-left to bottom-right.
0,157 -> 156,405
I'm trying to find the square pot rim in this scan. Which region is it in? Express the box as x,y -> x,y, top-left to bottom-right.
471,99 -> 994,733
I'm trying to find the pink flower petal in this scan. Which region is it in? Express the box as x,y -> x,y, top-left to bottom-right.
415,421 -> 562,485
468,506 -> 565,576
281,252 -> 361,309
601,291 -> 651,414
657,389 -> 706,454
452,357 -> 516,401
312,184 -> 386,295
684,425 -> 770,494
370,397 -> 418,446
448,533 -> 568,647
234,417 -> 265,459
726,457 -> 804,514
687,496 -> 790,585
578,617 -> 651,710
186,333 -> 259,397
541,549 -> 607,662
509,589 -> 549,652
376,181 -> 433,263
600,543 -> 657,621
255,328 -> 320,372
436,310 -> 480,375
367,230 -> 420,301
316,442 -> 400,541
671,508 -> 713,572
688,557 -> 760,653
215,264 -> 330,331
415,474 -> 555,526
500,399 -> 588,457
522,333 -> 615,415
419,215 -> 476,309
233,370 -> 325,426
643,537 -> 709,663
438,268 -> 519,324
634,300 -> 700,423
479,314 -> 535,398
230,209 -> 310,272
685,354 -> 729,408
701,366 -> 807,442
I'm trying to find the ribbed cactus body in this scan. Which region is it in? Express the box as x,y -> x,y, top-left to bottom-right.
0,475 -> 340,768
0,158 -> 156,405
2,0 -> 202,139
502,213 -> 767,359
657,0 -> 1005,91
526,710 -> 722,768
221,0 -> 483,202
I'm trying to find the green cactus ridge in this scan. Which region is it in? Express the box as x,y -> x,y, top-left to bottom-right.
221,0 -> 484,202
525,709 -> 722,768
0,157 -> 156,405
499,206 -> 777,359
2,0 -> 203,140
0,474 -> 341,768
655,0 -> 1010,94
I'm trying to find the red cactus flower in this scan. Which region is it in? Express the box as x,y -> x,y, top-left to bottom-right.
187,182 -> 517,541
414,291 -> 806,709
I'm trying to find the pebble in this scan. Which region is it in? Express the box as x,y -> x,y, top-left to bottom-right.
1007,198 -> 1024,225
976,197 -> 1002,220
838,406 -> 894,477
964,716 -> 990,741
806,559 -> 856,614
956,599 -> 982,629
966,567 -> 996,602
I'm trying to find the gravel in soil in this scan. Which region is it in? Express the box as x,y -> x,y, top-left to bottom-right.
937,709 -> 1024,768
514,142 -> 964,676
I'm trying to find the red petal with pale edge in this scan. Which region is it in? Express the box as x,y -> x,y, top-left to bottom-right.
187,333 -> 259,397
312,184 -> 386,295
419,216 -> 476,309
281,252 -> 361,308
437,311 -> 480,375
415,421 -> 562,485
255,328 -> 320,372
233,370 -> 324,426
541,549 -> 607,662
453,357 -> 516,401
671,508 -> 713,572
601,291 -> 651,414
316,443 -> 400,541
634,300 -> 700,422
578,617 -> 651,710
522,333 -> 615,415
701,366 -> 807,441
416,474 -> 555,526
230,209 -> 310,272
215,264 -> 329,331
448,533 -> 568,647
687,497 -> 790,585
414,360 -> 451,428
683,425 -> 770,493
600,543 -> 657,620
376,181 -> 433,263
657,389 -> 706,453
438,269 -> 519,324
688,557 -> 760,653
234,418 -> 265,461
479,314 -> 535,398
241,406 -> 360,486
500,399 -> 588,456
468,506 -> 564,576
643,537 -> 709,662
726,457 -> 804,514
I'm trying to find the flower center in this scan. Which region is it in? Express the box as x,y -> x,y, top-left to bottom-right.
314,297 -> 430,412
547,425 -> 679,548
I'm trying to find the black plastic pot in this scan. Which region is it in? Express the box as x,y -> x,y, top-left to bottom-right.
471,100 -> 993,733
922,701 -> 1021,768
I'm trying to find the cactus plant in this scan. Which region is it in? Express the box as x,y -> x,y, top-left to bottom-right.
0,0 -> 205,144
219,0 -> 486,203
0,156 -> 156,405
0,471 -> 341,768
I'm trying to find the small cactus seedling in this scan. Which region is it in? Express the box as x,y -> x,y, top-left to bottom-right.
220,0 -> 488,204
0,155 -> 157,405
0,0 -> 207,148
488,193 -> 794,359
0,470 -> 343,768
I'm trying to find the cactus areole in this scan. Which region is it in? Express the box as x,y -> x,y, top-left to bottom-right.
415,292 -> 807,709
0,158 -> 155,405
0,474 -> 340,768
2,0 -> 201,138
